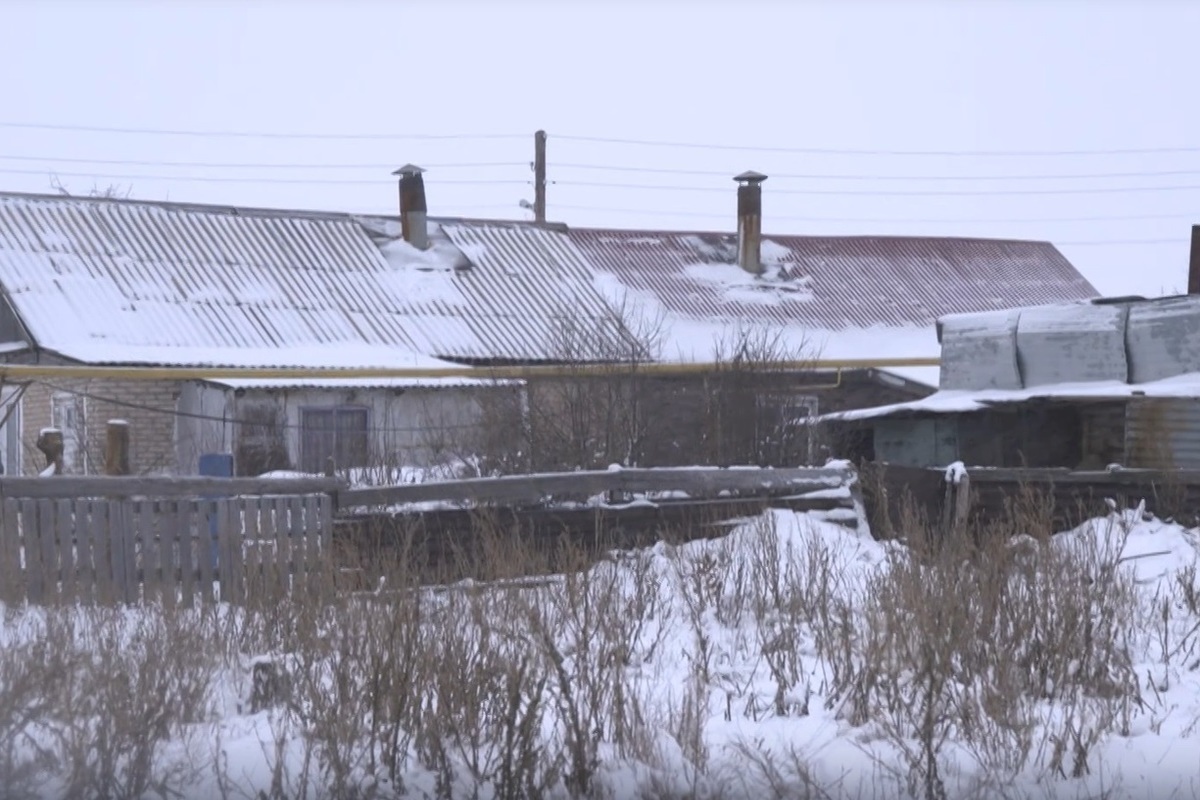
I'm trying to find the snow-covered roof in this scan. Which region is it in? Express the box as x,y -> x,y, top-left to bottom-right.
826,371 -> 1200,423
569,228 -> 1097,335
0,193 -> 618,368
0,191 -> 1094,375
354,215 -> 621,362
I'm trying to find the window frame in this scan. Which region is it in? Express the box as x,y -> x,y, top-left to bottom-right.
299,404 -> 370,474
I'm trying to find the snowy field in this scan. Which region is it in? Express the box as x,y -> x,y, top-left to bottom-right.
1,504 -> 1198,799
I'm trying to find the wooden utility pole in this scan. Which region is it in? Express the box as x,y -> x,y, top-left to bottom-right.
533,130 -> 547,223
105,420 -> 130,476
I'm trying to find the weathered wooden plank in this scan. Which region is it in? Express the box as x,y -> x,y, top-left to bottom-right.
196,500 -> 216,606
956,467 -> 1200,486
75,499 -> 96,605
0,498 -> 24,604
290,497 -> 308,599
0,476 -> 344,500
317,493 -> 333,602
307,495 -> 322,590
336,466 -> 852,510
273,496 -> 292,596
259,496 -> 283,597
156,500 -> 177,610
55,499 -> 75,604
37,499 -> 58,604
93,501 -> 116,604
136,500 -> 157,604
242,497 -> 262,601
21,500 -> 44,604
228,498 -> 245,605
176,499 -> 194,608
215,500 -> 233,604
114,501 -> 138,604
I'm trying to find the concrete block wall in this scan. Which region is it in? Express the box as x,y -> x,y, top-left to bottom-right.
17,379 -> 181,475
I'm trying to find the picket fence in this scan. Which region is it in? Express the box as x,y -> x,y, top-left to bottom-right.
0,477 -> 339,607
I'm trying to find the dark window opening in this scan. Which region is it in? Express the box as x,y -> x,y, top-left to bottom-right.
301,406 -> 369,474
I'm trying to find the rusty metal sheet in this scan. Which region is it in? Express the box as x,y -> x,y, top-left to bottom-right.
1125,397 -> 1200,469
569,228 -> 1099,331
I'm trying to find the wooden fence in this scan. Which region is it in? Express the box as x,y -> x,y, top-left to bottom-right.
0,466 -> 857,606
0,476 -> 340,607
337,465 -> 854,510
863,463 -> 1200,537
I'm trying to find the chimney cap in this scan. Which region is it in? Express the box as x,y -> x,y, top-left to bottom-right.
392,164 -> 426,177
733,170 -> 768,184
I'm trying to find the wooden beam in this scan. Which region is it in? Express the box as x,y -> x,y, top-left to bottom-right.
337,466 -> 851,510
0,475 -> 345,500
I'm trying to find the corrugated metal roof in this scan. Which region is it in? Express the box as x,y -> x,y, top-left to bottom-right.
0,194 -> 618,367
568,229 -> 1099,331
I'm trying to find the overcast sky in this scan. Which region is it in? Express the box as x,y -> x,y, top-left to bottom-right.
1,0 -> 1197,297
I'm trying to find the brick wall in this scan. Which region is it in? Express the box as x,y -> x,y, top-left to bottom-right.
17,379 -> 181,475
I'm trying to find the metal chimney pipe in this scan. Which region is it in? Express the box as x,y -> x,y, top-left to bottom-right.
392,164 -> 428,250
1189,224 -> 1200,295
734,170 -> 768,275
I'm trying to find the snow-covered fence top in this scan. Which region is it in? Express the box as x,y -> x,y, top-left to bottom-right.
336,465 -> 856,512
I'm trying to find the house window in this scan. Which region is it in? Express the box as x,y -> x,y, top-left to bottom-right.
0,389 -> 21,475
51,392 -> 87,474
235,402 -> 290,477
300,406 -> 369,474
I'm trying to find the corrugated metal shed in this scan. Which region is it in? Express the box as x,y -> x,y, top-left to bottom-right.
0,193 -> 620,367
1016,303 -> 1129,387
1125,396 -> 1200,469
568,229 -> 1099,331
939,309 -> 1022,391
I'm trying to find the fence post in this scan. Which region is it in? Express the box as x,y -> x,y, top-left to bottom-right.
105,420 -> 131,476
35,428 -> 64,476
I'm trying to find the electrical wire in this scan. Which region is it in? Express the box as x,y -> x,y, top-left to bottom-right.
0,167 -> 526,186
555,179 -> 1200,197
12,154 -> 1200,182
549,203 -> 1200,226
551,162 -> 1200,183
0,120 -> 527,141
552,133 -> 1200,158
0,155 -> 528,170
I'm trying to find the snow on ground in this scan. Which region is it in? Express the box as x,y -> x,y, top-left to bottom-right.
1,506 -> 1197,799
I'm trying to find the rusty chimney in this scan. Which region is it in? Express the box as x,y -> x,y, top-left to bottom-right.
734,170 -> 768,275
1189,224 -> 1200,294
392,164 -> 428,250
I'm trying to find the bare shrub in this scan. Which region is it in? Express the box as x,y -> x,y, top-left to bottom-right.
832,505 -> 1144,799
0,612 -> 74,799
703,323 -> 818,467
56,606 -> 214,800
521,297 -> 667,472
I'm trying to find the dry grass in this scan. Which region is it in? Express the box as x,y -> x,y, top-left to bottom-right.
0,493 -> 1193,799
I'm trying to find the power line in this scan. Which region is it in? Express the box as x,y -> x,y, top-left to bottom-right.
550,203 -> 1200,226
553,133 -> 1200,158
13,154 -> 1200,182
556,179 -> 1200,197
0,120 -> 526,141
553,162 -> 1200,183
0,154 -> 527,170
0,167 -> 525,186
